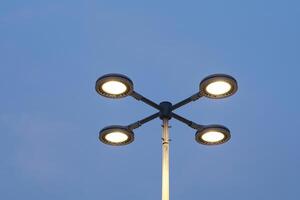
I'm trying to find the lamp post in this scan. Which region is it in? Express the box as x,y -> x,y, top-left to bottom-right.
95,73 -> 238,200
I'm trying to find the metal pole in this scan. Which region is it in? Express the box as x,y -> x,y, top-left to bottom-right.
162,119 -> 170,200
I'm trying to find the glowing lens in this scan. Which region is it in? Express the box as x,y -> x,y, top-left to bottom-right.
101,81 -> 127,95
205,81 -> 231,96
201,131 -> 225,143
104,132 -> 129,143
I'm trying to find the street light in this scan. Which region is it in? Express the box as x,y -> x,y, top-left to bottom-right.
95,73 -> 134,98
99,125 -> 134,146
95,73 -> 238,200
200,74 -> 238,99
195,125 -> 231,145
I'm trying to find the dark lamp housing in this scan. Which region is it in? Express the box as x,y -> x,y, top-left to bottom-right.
99,125 -> 134,146
195,125 -> 231,145
95,73 -> 134,99
200,74 -> 238,99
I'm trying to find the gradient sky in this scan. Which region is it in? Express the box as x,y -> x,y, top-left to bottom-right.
1,0 -> 300,199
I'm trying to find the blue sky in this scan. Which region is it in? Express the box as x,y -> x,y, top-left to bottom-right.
1,0 -> 300,199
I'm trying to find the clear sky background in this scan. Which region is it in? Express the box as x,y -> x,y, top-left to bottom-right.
1,0 -> 300,199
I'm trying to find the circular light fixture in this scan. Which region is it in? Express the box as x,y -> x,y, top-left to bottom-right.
200,74 -> 238,99
99,125 -> 134,146
95,73 -> 134,98
195,125 -> 230,145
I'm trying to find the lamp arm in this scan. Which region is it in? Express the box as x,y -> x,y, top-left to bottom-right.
130,91 -> 161,110
128,112 -> 160,130
172,113 -> 204,130
172,92 -> 203,111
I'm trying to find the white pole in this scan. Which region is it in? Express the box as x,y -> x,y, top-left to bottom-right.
162,119 -> 170,200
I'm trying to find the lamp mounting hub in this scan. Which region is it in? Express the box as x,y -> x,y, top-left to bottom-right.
159,101 -> 173,120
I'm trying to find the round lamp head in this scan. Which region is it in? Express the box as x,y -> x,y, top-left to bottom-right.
99,125 -> 134,146
195,125 -> 230,145
95,73 -> 134,98
200,74 -> 238,99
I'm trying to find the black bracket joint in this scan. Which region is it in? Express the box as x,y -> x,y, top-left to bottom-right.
159,101 -> 173,120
